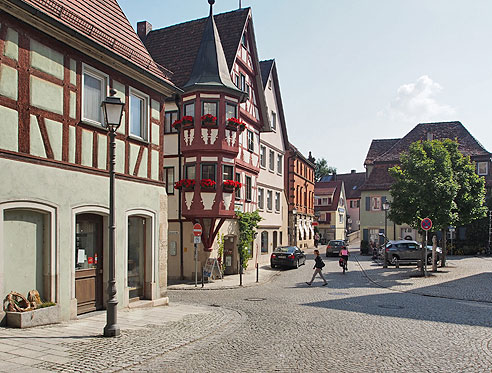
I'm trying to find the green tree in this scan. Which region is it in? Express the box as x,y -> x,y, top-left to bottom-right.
389,139 -> 486,267
315,158 -> 336,182
236,210 -> 262,269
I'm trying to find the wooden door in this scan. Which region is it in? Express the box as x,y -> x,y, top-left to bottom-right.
75,214 -> 103,315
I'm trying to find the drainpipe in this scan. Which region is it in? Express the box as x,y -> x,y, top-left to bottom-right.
175,94 -> 184,280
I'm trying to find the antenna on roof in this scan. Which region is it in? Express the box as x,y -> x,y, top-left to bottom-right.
209,0 -> 215,15
239,0 -> 242,9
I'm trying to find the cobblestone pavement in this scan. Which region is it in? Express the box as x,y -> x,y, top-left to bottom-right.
133,253 -> 492,372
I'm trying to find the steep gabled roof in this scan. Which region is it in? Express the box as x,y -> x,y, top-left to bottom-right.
143,8 -> 250,88
259,59 -> 274,89
260,59 -> 289,144
376,121 -> 491,162
314,180 -> 344,211
360,164 -> 396,191
335,172 -> 366,199
364,138 -> 400,166
19,0 -> 176,89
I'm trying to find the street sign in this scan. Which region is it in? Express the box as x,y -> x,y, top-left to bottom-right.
193,223 -> 202,237
448,226 -> 456,232
421,217 -> 432,231
194,236 -> 201,244
312,222 -> 319,226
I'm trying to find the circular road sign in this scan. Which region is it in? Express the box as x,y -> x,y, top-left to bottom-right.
193,223 -> 202,237
421,218 -> 432,231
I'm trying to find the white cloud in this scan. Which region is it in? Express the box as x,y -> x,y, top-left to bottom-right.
380,75 -> 456,124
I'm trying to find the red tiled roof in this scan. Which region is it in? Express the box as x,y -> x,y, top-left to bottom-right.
22,0 -> 174,85
360,164 -> 396,191
143,8 -> 250,88
376,121 -> 490,162
364,138 -> 400,165
315,181 -> 343,211
335,171 -> 366,199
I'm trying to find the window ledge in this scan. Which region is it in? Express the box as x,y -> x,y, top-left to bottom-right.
128,134 -> 149,145
80,120 -> 108,132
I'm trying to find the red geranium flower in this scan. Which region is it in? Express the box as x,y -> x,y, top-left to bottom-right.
200,179 -> 217,188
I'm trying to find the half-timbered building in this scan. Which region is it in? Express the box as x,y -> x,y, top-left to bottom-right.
140,4 -> 271,280
0,0 -> 179,323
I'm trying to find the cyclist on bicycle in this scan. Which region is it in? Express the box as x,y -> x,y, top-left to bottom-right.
340,246 -> 349,271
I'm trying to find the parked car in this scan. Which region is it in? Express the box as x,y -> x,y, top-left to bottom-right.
326,240 -> 347,257
271,246 -> 306,269
383,240 -> 442,265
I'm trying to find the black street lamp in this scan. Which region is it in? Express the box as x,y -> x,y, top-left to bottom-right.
382,201 -> 390,268
101,89 -> 124,337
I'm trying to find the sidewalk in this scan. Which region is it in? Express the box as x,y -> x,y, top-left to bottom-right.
167,263 -> 281,290
355,254 -> 492,303
0,302 -> 241,372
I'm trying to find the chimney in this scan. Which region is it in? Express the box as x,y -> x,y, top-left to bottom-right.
137,21 -> 152,41
351,169 -> 356,174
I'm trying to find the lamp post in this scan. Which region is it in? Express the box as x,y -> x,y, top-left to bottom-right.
101,89 -> 124,337
292,209 -> 298,246
382,201 -> 390,268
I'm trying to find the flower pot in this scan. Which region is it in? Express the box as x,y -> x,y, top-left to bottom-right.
202,121 -> 218,128
7,305 -> 60,328
223,186 -> 235,193
225,124 -> 238,132
201,186 -> 215,192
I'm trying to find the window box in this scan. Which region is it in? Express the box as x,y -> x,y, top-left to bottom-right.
200,179 -> 216,191
174,179 -> 196,191
201,114 -> 217,127
172,116 -> 194,131
223,180 -> 242,193
226,117 -> 246,132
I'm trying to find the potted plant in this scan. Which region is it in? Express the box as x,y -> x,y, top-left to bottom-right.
201,114 -> 217,127
4,291 -> 60,328
200,178 -> 216,191
223,180 -> 242,193
226,117 -> 245,132
174,179 -> 196,191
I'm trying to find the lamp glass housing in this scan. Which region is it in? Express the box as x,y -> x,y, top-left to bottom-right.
101,96 -> 124,131
382,202 -> 390,211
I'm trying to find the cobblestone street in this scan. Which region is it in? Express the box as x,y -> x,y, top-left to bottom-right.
2,252 -> 492,372
137,253 -> 492,372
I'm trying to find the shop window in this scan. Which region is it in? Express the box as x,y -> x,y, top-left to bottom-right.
128,216 -> 146,300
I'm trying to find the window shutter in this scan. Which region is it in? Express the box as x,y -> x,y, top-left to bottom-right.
382,196 -> 387,205
365,197 -> 371,211
363,229 -> 369,242
327,214 -> 331,224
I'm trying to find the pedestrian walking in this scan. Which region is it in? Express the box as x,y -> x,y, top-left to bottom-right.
306,249 -> 328,286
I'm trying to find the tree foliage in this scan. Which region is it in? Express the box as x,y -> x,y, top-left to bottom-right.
315,158 -> 337,182
236,210 -> 262,269
388,139 -> 487,230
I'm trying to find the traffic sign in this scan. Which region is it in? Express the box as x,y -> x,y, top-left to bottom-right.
312,222 -> 319,226
194,236 -> 201,244
193,223 -> 202,237
421,218 -> 432,231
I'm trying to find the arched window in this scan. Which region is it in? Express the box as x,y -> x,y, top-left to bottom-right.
261,231 -> 268,253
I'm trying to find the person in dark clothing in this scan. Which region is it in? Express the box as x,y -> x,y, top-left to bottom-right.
306,249 -> 327,286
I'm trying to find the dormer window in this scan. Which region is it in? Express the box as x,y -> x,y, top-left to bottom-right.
477,161 -> 488,176
427,132 -> 434,141
271,111 -> 277,131
241,33 -> 248,49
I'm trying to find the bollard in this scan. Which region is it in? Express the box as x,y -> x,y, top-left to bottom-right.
256,263 -> 259,283
201,268 -> 204,288
395,259 -> 399,268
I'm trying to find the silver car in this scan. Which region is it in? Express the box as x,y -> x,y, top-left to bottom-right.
383,240 -> 442,265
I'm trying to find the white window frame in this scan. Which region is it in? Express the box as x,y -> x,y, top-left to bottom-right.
82,64 -> 109,127
129,87 -> 149,141
478,161 -> 488,176
266,190 -> 273,211
371,197 -> 381,211
269,149 -> 275,171
271,111 -> 277,131
277,154 -> 283,175
339,214 -> 343,224
260,145 -> 266,168
275,192 -> 280,212
258,188 -> 264,210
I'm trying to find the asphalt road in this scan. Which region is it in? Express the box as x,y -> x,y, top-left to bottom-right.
132,253 -> 492,372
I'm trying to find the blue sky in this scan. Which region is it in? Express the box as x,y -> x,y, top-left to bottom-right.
119,0 -> 492,173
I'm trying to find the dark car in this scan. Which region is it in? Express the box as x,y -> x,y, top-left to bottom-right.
383,240 -> 442,265
271,246 -> 306,269
326,240 -> 347,257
